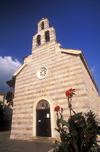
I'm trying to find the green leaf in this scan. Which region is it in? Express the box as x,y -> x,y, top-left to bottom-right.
79,131 -> 85,150
75,144 -> 79,152
81,116 -> 86,128
59,119 -> 69,127
71,112 -> 82,121
90,146 -> 98,152
69,119 -> 78,136
64,148 -> 68,152
84,123 -> 92,132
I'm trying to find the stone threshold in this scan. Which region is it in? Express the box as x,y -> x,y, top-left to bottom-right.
30,136 -> 56,143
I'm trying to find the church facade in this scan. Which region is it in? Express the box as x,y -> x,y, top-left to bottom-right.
10,18 -> 99,140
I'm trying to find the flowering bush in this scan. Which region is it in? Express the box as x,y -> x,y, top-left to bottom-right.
65,91 -> 72,96
53,88 -> 100,152
65,88 -> 76,116
55,106 -> 60,111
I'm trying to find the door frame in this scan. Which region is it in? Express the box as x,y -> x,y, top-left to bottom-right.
33,97 -> 55,137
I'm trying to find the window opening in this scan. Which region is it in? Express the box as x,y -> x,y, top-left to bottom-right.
45,31 -> 50,42
36,100 -> 50,110
37,67 -> 47,79
37,35 -> 41,45
41,22 -> 44,29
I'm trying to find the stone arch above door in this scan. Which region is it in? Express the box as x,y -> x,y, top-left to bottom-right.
36,99 -> 50,110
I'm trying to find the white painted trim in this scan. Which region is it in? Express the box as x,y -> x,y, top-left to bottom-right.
33,96 -> 55,138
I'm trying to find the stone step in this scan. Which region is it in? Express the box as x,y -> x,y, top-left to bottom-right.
30,136 -> 56,143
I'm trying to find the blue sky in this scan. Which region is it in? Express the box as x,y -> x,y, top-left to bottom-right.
0,0 -> 100,95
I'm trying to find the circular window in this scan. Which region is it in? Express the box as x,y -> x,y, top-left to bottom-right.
37,67 -> 47,79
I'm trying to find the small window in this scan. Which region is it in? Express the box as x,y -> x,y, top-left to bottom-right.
45,31 -> 50,42
37,67 -> 48,79
37,35 -> 41,45
41,21 -> 44,29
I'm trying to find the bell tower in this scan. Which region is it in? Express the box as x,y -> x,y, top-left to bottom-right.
37,18 -> 49,32
32,18 -> 56,50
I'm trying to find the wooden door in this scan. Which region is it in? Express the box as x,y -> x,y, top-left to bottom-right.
36,109 -> 51,137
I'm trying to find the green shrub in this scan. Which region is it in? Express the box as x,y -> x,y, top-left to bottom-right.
54,88 -> 100,152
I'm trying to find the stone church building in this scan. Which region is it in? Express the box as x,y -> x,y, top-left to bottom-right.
10,18 -> 99,140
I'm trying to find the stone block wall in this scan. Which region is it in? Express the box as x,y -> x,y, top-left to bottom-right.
10,63 -> 33,139
80,58 -> 99,115
11,39 -> 99,140
10,18 -> 99,140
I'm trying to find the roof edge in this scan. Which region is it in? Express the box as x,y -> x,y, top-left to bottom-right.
13,62 -> 27,76
61,48 -> 98,92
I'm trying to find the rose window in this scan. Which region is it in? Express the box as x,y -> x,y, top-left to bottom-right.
37,67 -> 47,79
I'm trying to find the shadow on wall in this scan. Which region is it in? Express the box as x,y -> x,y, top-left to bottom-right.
0,105 -> 12,131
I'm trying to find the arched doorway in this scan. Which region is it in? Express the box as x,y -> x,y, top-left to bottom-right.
36,99 -> 51,137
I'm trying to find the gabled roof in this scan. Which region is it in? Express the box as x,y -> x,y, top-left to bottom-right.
5,91 -> 14,94
0,92 -> 4,95
10,91 -> 14,94
13,55 -> 32,76
13,62 -> 27,76
56,44 -> 98,92
13,43 -> 98,92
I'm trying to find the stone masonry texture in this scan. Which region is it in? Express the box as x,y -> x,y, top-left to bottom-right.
10,18 -> 99,140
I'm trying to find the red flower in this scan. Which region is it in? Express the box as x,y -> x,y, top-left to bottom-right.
65,91 -> 72,96
69,88 -> 75,92
54,106 -> 60,111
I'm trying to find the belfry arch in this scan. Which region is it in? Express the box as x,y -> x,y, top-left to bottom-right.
33,97 -> 55,138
